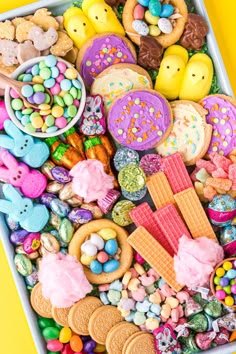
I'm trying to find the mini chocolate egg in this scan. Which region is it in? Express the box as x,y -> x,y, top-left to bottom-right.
51,166 -> 72,184
207,195 -> 236,226
90,233 -> 105,250
40,233 -> 60,254
158,18 -> 173,34
68,208 -> 93,224
104,239 -> 118,256
50,199 -> 70,217
59,218 -> 74,243
46,181 -> 64,194
40,192 -> 57,208
132,20 -> 149,36
90,260 -> 103,274
103,259 -> 120,273
148,0 -> 161,16
159,3 -> 174,18
14,254 -> 32,276
81,203 -> 103,219
49,211 -> 62,230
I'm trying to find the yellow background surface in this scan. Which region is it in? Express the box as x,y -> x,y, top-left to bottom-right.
0,0 -> 236,353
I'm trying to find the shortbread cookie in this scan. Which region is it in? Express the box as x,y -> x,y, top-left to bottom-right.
52,306 -> 71,327
106,322 -> 140,354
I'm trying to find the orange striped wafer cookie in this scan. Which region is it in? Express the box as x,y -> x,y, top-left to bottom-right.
174,187 -> 217,241
128,226 -> 183,292
146,172 -> 176,209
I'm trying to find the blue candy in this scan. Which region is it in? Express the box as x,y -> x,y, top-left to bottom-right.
150,304 -> 161,315
72,79 -> 82,89
104,239 -> 118,256
60,79 -> 72,91
138,0 -> 150,6
100,291 -> 110,305
136,299 -> 151,313
149,0 -> 161,17
125,311 -> 135,322
160,3 -> 174,18
45,55 -> 57,67
23,74 -> 33,82
226,269 -> 236,279
31,64 -> 39,76
21,84 -> 34,98
110,280 -> 123,292
103,259 -> 120,273
90,260 -> 103,274
44,78 -> 56,88
51,66 -> 60,79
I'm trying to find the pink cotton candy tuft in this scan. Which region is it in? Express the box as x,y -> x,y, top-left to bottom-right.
70,159 -> 114,203
38,252 -> 92,308
174,235 -> 224,288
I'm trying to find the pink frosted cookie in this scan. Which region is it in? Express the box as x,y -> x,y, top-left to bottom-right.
76,33 -> 137,88
200,94 -> 236,156
108,89 -> 173,151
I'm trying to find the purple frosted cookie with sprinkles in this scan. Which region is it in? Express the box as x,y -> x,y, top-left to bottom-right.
108,89 -> 173,151
76,33 -> 137,88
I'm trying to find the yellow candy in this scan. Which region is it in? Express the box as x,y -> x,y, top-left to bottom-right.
59,90 -> 68,98
215,285 -> 223,290
179,53 -> 213,101
52,106 -> 64,118
65,68 -> 78,80
149,25 -> 161,37
225,295 -> 234,307
145,318 -> 160,330
80,253 -> 96,265
64,7 -> 96,49
82,0 -> 125,35
122,271 -> 132,286
223,261 -> 233,271
31,116 -> 44,128
40,109 -> 52,116
127,278 -> 140,291
59,327 -> 72,343
98,228 -> 117,240
216,267 -> 225,277
41,122 -> 48,132
134,263 -> 145,275
145,10 -> 159,25
161,303 -> 171,319
94,344 -> 106,353
32,75 -> 44,84
38,104 -> 51,110
165,296 -> 179,309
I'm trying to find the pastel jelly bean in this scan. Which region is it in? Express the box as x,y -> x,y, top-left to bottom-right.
59,327 -> 72,343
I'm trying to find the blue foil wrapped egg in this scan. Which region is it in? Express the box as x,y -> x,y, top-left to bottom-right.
220,226 -> 236,246
207,195 -> 236,226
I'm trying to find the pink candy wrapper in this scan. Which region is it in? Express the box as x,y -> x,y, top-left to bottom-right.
153,324 -> 181,354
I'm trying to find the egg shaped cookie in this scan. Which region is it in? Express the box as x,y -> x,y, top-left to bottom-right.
76,33 -> 137,88
91,63 -> 152,114
156,100 -> 212,165
108,89 -> 173,151
68,219 -> 133,284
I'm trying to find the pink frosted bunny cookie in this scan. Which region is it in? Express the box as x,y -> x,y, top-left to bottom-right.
0,149 -> 46,198
153,324 -> 181,354
200,94 -> 236,157
80,95 -> 106,136
28,26 -> 58,51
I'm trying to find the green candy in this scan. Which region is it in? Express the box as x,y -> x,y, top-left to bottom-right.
203,300 -> 222,318
11,98 -> 23,110
63,93 -> 73,106
118,164 -> 146,192
24,123 -> 36,133
133,311 -> 146,326
31,112 -> 40,119
45,93 -> 51,104
70,87 -> 78,99
112,200 -> 135,226
59,218 -> 74,243
38,318 -> 55,329
48,351 -> 60,354
68,105 -> 77,117
17,73 -> 25,81
22,108 -> 33,115
107,289 -> 121,304
33,84 -> 45,92
185,334 -> 199,352
42,326 -> 60,340
77,89 -> 81,100
45,115 -> 55,127
54,95 -> 65,107
39,60 -> 47,69
40,67 -> 51,80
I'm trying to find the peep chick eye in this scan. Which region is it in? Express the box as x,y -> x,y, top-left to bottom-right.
104,8 -> 107,12
166,66 -> 170,69
83,22 -> 86,26
192,73 -> 196,77
95,16 -> 98,20
202,76 -> 205,79
73,28 -> 77,32
177,68 -> 180,71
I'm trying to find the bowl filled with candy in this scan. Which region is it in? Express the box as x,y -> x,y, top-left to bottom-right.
210,257 -> 236,308
5,55 -> 86,138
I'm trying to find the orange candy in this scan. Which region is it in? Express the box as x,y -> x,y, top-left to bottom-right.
70,334 -> 83,352
230,330 -> 236,342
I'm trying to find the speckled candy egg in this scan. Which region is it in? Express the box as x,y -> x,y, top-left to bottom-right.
207,195 -> 236,226
132,20 -> 149,36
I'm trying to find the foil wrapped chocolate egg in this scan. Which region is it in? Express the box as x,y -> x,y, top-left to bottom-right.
207,195 -> 236,227
220,225 -> 236,245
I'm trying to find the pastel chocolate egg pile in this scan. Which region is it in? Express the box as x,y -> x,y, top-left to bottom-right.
80,228 -> 121,274
212,259 -> 236,307
133,0 -> 176,37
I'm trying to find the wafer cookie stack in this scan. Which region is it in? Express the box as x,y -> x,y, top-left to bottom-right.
146,172 -> 176,209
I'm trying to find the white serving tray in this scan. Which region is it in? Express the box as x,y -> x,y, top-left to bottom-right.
0,1 -> 235,353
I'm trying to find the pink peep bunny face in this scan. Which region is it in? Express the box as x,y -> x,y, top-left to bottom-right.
80,94 -> 106,136
153,324 -> 181,354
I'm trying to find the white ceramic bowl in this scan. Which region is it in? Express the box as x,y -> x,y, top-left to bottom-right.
5,56 -> 86,138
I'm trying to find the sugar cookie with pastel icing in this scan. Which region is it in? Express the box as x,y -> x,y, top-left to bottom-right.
199,94 -> 236,157
91,63 -> 152,114
76,33 -> 137,88
156,100 -> 212,165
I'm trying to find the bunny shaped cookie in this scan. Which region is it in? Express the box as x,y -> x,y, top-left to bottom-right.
0,120 -> 49,168
0,149 -> 47,198
0,184 -> 49,232
80,95 -> 106,136
153,325 -> 181,354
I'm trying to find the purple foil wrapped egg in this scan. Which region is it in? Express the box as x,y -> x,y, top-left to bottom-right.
10,229 -> 29,245
40,192 -> 57,208
23,233 -> 41,254
51,166 -> 72,184
68,208 -> 93,224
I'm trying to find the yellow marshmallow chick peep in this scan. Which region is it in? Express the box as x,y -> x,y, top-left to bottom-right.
154,45 -> 189,100
63,7 -> 96,49
82,0 -> 125,35
179,53 -> 213,101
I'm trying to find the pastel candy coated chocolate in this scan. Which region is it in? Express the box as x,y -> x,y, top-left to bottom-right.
0,120 -> 49,168
0,184 -> 49,232
0,149 -> 46,198
29,26 -> 58,51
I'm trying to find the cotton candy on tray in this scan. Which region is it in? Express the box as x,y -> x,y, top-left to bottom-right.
38,252 -> 92,308
174,235 -> 224,288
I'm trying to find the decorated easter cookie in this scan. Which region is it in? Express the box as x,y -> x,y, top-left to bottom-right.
68,219 -> 133,284
108,89 -> 173,151
76,33 -> 137,88
122,0 -> 188,47
200,94 -> 236,156
91,63 -> 152,113
156,100 -> 212,165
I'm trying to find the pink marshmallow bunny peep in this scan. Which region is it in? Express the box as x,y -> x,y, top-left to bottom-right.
0,149 -> 47,198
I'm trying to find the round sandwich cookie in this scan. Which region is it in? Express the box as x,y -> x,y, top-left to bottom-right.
68,296 -> 103,335
200,94 -> 236,157
156,100 -> 212,165
106,322 -> 140,354
108,89 -> 173,151
52,306 -> 72,327
91,63 -> 152,113
122,331 -> 156,354
30,282 -> 52,318
76,33 -> 137,88
88,305 -> 123,344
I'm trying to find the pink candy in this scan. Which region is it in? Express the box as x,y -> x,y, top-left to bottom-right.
98,284 -> 110,292
160,283 -> 176,298
55,117 -> 67,129
229,164 -> 236,179
131,287 -> 146,302
133,4 -> 145,20
10,89 -> 20,99
134,251 -> 145,265
139,274 -> 155,286
56,74 -> 65,83
0,101 -> 10,130
196,159 -> 216,174
212,168 -> 228,179
57,61 -> 67,73
210,152 -> 232,171
50,83 -> 61,95
176,291 -> 190,304
73,99 -> 80,107
47,340 -> 63,352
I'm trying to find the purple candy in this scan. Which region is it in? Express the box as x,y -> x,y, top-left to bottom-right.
68,208 -> 93,224
51,166 -> 72,184
220,277 -> 229,287
81,336 -> 91,342
40,192 -> 57,208
26,67 -> 33,74
83,340 -> 96,352
33,92 -> 46,105
10,229 -> 29,245
27,95 -> 35,104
